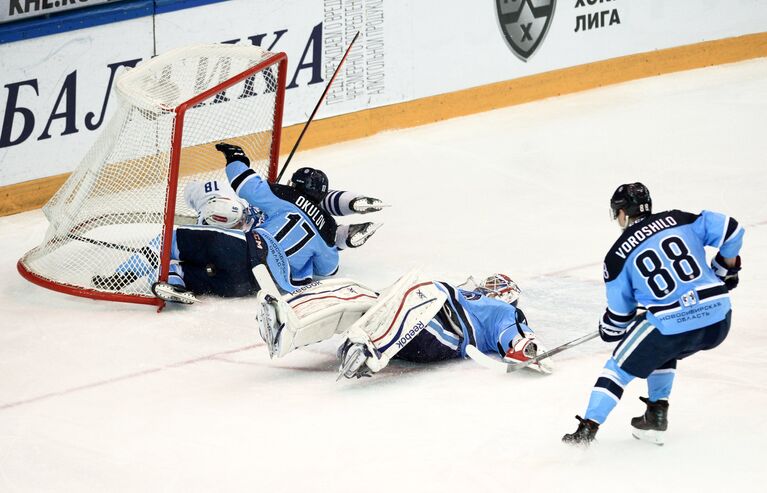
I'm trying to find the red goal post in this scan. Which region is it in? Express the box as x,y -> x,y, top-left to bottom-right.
18,44 -> 287,307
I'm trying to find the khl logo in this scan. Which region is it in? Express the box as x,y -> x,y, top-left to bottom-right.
495,0 -> 556,61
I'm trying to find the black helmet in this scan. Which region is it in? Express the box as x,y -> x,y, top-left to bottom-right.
610,182 -> 652,220
290,167 -> 329,202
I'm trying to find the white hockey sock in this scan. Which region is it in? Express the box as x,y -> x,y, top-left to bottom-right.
322,190 -> 360,216
335,223 -> 350,250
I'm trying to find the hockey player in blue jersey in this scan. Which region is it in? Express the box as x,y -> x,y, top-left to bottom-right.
215,143 -> 383,285
562,182 -> 743,445
254,271 -> 554,378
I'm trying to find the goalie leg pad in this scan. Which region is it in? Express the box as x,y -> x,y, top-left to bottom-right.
343,271 -> 447,375
257,278 -> 379,358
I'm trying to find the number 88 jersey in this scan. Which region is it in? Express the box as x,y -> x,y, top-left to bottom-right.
603,209 -> 744,335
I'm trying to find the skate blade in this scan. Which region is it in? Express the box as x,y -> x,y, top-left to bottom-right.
337,345 -> 369,381
349,223 -> 382,247
152,284 -> 197,304
632,428 -> 665,446
255,303 -> 281,359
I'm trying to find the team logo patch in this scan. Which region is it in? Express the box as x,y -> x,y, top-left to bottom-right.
495,0 -> 556,61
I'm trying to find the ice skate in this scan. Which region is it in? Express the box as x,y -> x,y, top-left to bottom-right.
256,294 -> 283,359
151,282 -> 197,304
345,222 -> 382,248
631,396 -> 669,445
337,340 -> 371,380
349,196 -> 389,214
562,415 -> 599,445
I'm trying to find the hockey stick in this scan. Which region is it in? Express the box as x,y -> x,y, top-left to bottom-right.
275,30 -> 361,183
66,233 -> 142,254
65,233 -> 159,270
465,330 -> 600,374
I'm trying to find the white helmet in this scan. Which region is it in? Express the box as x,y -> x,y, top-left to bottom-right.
477,274 -> 521,306
199,196 -> 245,228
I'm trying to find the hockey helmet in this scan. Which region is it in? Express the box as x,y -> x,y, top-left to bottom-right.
290,167 -> 329,202
477,274 -> 522,306
610,182 -> 652,220
199,196 -> 245,229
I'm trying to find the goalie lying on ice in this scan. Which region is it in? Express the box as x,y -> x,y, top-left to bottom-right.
255,270 -> 554,379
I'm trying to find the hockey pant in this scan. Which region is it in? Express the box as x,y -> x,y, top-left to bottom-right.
117,226 -> 297,298
584,311 -> 731,424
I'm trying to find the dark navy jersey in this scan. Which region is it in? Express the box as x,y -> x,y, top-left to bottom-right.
602,210 -> 743,335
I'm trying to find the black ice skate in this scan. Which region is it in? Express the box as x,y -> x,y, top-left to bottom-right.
345,222 -> 382,248
562,415 -> 599,445
631,396 -> 669,445
92,272 -> 139,291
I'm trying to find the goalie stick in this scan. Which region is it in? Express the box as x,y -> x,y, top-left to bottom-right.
275,31 -> 361,183
465,330 -> 600,374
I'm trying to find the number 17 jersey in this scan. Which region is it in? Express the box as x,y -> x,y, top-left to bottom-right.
603,209 -> 744,335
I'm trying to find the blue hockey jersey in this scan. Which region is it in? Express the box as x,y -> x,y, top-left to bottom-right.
602,210 -> 744,335
225,161 -> 339,283
432,282 -> 533,356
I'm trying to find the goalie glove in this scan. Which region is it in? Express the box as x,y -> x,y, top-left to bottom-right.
503,335 -> 553,374
215,142 -> 250,166
711,253 -> 741,291
349,196 -> 388,214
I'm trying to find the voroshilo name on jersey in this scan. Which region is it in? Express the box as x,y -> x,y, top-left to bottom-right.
614,216 -> 678,259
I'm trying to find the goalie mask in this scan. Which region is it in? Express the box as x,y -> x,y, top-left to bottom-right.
200,196 -> 245,229
477,274 -> 522,306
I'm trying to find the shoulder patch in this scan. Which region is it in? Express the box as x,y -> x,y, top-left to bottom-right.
459,289 -> 482,301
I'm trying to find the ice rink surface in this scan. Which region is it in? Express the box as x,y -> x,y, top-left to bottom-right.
1,58 -> 766,492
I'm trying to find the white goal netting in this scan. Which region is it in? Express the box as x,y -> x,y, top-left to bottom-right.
19,43 -> 286,305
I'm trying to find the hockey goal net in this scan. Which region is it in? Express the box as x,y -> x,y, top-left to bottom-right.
18,43 -> 287,306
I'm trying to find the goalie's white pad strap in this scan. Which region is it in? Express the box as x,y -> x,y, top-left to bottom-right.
272,278 -> 379,358
346,274 -> 447,372
252,264 -> 281,298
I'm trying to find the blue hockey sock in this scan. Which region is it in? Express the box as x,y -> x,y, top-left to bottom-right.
168,264 -> 185,288
647,367 -> 676,401
584,358 -> 635,424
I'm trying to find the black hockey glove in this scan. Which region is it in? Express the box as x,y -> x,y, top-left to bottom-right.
215,142 -> 250,166
598,313 -> 626,343
711,253 -> 741,291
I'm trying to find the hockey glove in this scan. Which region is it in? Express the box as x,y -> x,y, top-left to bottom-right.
214,142 -> 250,166
598,315 -> 626,343
711,253 -> 741,291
